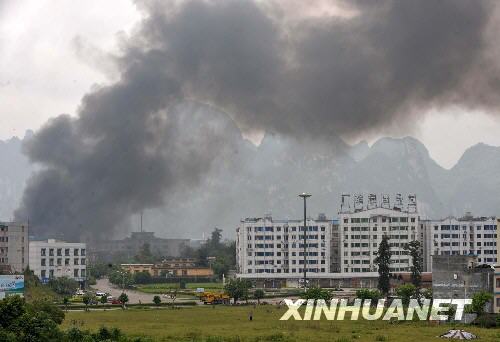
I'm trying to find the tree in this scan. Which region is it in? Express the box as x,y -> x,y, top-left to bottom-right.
395,284 -> 416,306
254,289 -> 265,304
224,278 -> 251,303
118,292 -> 129,309
0,295 -> 26,329
301,287 -> 332,301
471,291 -> 493,315
82,293 -> 94,311
100,294 -> 108,305
47,277 -> 79,296
374,234 -> 391,295
404,241 -> 423,289
153,295 -> 162,306
133,271 -> 152,284
109,269 -> 133,289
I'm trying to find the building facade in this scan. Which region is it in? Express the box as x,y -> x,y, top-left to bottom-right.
338,194 -> 419,273
422,214 -> 498,271
29,239 -> 87,284
0,222 -> 28,273
121,258 -> 213,278
432,255 -> 494,313
236,214 -> 333,277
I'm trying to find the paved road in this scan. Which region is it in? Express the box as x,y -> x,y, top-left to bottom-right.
92,278 -> 190,305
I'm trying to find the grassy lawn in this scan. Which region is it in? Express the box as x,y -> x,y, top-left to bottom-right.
136,282 -> 224,294
62,306 -> 500,341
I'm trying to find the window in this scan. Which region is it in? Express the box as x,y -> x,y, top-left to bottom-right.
41,270 -> 46,278
57,258 -> 62,266
65,258 -> 70,266
41,248 -> 46,256
57,249 -> 62,256
65,249 -> 70,256
49,270 -> 54,278
74,269 -> 79,278
41,259 -> 46,266
49,259 -> 54,266
74,258 -> 79,265
74,249 -> 79,256
49,249 -> 54,256
81,258 -> 86,265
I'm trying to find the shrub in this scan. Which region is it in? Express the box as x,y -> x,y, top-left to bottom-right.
301,287 -> 332,301
471,291 -> 493,315
472,314 -> 499,328
153,295 -> 162,306
356,289 -> 382,301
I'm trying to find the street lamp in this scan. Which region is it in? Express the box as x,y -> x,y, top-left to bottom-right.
299,193 -> 311,291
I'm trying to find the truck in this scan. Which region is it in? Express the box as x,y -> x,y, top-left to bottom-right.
199,291 -> 230,305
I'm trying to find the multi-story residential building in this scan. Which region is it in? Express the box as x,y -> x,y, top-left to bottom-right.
422,213 -> 498,271
0,222 -> 29,273
236,214 -> 333,277
29,239 -> 87,284
338,194 -> 419,273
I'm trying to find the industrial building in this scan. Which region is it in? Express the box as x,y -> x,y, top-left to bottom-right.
0,222 -> 28,274
29,239 -> 87,284
121,258 -> 213,278
89,231 -> 192,261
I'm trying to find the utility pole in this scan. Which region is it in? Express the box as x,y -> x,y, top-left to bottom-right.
299,193 -> 311,291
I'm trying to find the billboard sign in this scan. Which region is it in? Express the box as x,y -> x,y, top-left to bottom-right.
0,275 -> 24,299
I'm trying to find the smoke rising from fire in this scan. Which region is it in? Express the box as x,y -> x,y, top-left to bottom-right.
15,0 -> 500,239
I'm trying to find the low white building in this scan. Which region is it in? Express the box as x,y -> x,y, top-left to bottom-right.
29,239 -> 87,284
0,222 -> 29,273
422,214 -> 498,271
236,214 -> 333,277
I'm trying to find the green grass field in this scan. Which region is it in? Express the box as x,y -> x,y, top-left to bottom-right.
62,306 -> 500,342
136,282 -> 224,294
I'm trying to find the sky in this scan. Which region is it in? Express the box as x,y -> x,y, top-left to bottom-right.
2,0 -> 500,169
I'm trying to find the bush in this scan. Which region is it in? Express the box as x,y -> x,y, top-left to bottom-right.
29,300 -> 65,324
471,291 -> 493,315
356,289 -> 382,301
0,295 -> 147,341
153,296 -> 162,306
472,314 -> 499,328
301,287 -> 332,301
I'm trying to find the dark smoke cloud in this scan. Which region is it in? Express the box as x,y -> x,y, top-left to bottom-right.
15,0 -> 500,239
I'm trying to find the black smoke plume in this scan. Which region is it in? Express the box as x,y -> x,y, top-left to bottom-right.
15,0 -> 500,239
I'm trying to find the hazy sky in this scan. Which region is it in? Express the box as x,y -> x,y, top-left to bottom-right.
2,0 -> 500,169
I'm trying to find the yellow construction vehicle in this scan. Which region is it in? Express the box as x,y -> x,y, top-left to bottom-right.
199,291 -> 230,305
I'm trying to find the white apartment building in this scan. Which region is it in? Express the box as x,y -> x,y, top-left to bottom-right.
29,239 -> 87,284
0,222 -> 29,273
421,214 -> 498,271
338,194 -> 420,273
236,214 -> 333,276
